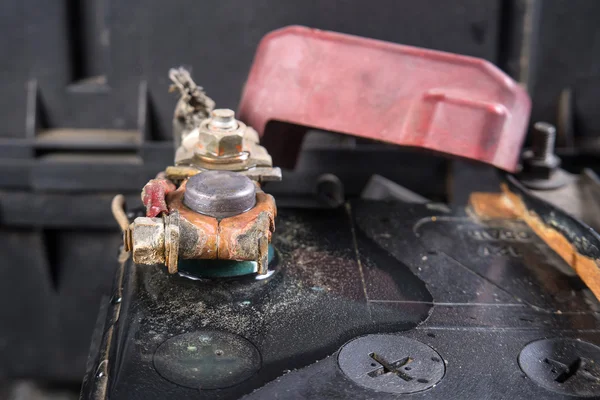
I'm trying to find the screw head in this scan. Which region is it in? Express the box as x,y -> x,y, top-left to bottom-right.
519,338 -> 600,397
184,171 -> 256,218
338,334 -> 445,394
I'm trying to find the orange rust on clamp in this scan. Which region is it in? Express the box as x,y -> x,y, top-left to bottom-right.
167,180 -> 219,260
166,180 -> 276,274
219,191 -> 276,274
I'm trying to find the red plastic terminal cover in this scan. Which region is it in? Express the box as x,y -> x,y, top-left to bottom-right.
239,26 -> 531,172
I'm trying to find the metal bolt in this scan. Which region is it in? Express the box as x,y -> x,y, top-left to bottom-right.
338,334 -> 445,394
131,217 -> 166,265
184,171 -> 256,219
518,121 -> 571,190
196,109 -> 245,158
531,122 -> 558,164
208,109 -> 238,131
519,338 -> 600,397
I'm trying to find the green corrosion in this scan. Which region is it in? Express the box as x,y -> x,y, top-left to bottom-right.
178,245 -> 275,278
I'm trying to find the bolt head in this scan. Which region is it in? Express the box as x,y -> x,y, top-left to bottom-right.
521,150 -> 560,180
197,109 -> 245,156
131,217 -> 165,264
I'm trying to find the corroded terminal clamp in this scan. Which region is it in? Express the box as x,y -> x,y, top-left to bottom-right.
130,171 -> 276,275
114,68 -> 280,275
171,107 -> 281,182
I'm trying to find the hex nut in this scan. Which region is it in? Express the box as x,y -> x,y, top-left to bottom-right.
197,109 -> 245,157
521,150 -> 560,180
132,217 -> 166,265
